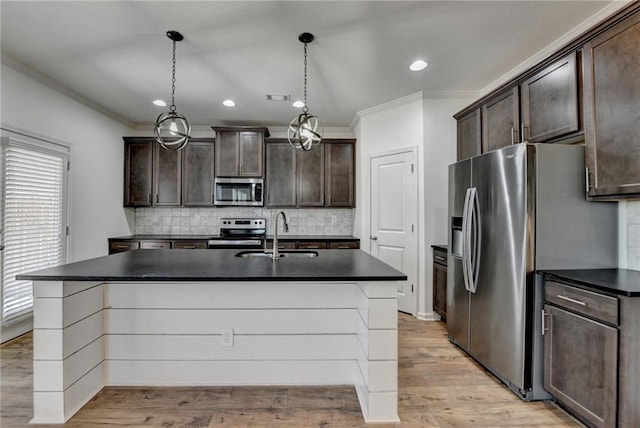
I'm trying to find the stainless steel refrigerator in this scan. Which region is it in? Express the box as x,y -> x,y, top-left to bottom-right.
447,143 -> 617,400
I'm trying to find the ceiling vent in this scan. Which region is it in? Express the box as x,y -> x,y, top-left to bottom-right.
266,94 -> 290,102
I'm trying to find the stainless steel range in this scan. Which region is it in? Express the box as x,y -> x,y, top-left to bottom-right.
207,218 -> 266,249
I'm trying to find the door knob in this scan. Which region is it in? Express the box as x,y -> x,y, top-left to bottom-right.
370,236 -> 378,241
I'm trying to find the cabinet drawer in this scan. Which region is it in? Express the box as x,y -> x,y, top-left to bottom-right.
173,241 -> 207,249
298,241 -> 327,249
139,241 -> 172,250
328,241 -> 359,249
545,281 -> 618,325
265,241 -> 296,250
110,241 -> 140,253
433,249 -> 447,266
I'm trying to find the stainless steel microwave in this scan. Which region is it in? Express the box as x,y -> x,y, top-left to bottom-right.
213,177 -> 263,206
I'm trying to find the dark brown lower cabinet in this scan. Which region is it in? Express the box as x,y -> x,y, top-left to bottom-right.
432,248 -> 447,320
544,303 -> 617,428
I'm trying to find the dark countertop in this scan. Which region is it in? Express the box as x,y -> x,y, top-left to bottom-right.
109,234 -> 359,242
17,249 -> 406,282
431,244 -> 447,252
541,269 -> 640,297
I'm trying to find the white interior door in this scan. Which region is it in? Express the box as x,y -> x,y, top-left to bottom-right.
370,150 -> 417,315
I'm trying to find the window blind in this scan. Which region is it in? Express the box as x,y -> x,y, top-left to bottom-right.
2,142 -> 68,325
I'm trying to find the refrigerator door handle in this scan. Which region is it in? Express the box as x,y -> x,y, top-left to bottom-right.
461,188 -> 473,292
469,187 -> 481,293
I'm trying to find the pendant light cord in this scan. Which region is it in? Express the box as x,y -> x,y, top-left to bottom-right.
302,42 -> 308,114
170,40 -> 177,113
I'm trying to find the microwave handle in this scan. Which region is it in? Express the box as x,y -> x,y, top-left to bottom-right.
254,183 -> 262,202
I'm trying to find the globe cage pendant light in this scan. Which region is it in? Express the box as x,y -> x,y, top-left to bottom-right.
154,30 -> 191,151
288,32 -> 323,151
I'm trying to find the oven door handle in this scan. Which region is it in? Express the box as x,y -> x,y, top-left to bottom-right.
208,240 -> 263,247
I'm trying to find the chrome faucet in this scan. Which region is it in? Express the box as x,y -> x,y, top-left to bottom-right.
272,211 -> 289,260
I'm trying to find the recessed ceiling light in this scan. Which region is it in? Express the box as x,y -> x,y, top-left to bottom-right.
223,99 -> 236,107
409,60 -> 429,71
152,99 -> 167,107
292,100 -> 305,108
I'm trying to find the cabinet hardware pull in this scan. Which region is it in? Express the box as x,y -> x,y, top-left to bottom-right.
557,294 -> 587,306
156,194 -> 159,204
510,126 -> 516,145
435,255 -> 446,261
183,245 -> 196,249
306,245 -> 320,249
520,123 -> 529,143
148,193 -> 152,204
542,309 -> 549,335
338,246 -> 349,249
370,236 -> 378,241
585,167 -> 594,194
117,245 -> 129,249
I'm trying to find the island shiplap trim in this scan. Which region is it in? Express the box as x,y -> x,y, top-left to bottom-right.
31,281 -> 104,424
31,280 -> 401,424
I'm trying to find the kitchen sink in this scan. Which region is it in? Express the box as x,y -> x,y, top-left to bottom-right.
235,250 -> 319,258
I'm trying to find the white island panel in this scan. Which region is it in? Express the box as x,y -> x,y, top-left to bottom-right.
32,279 -> 400,424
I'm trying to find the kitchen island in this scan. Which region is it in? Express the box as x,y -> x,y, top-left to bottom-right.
18,249 -> 406,424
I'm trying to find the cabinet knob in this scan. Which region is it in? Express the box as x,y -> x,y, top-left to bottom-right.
370,236 -> 378,241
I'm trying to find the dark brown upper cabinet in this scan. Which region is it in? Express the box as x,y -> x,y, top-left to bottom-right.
212,127 -> 269,177
265,140 -> 297,207
297,146 -> 325,207
583,11 -> 640,199
124,137 -> 216,207
325,140 -> 355,207
265,139 -> 355,208
124,137 -> 181,207
182,139 -> 215,206
124,138 -> 153,207
153,142 -> 182,206
482,86 -> 520,153
521,52 -> 580,143
456,108 -> 482,161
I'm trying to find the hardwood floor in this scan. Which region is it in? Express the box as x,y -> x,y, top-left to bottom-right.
1,313 -> 580,427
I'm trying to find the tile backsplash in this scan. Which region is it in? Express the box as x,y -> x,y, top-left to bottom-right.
626,201 -> 640,270
134,207 -> 354,236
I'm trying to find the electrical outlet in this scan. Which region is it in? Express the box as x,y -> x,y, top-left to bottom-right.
221,329 -> 234,347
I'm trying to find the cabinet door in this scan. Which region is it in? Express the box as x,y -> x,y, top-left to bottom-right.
583,12 -> 640,198
457,108 -> 482,160
325,142 -> 354,207
183,140 -> 214,206
297,148 -> 325,207
215,132 -> 240,176
521,52 -> 579,142
482,87 -> 520,152
124,140 -> 153,206
432,262 -> 447,320
239,132 -> 264,177
544,304 -> 617,428
266,142 -> 296,207
153,145 -> 182,206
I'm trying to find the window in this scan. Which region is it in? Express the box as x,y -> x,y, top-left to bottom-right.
1,131 -> 69,327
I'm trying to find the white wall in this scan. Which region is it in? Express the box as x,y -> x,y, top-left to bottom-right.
1,63 -> 134,262
352,93 -> 475,320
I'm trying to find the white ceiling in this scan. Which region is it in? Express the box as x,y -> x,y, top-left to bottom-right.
1,1 -> 615,128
